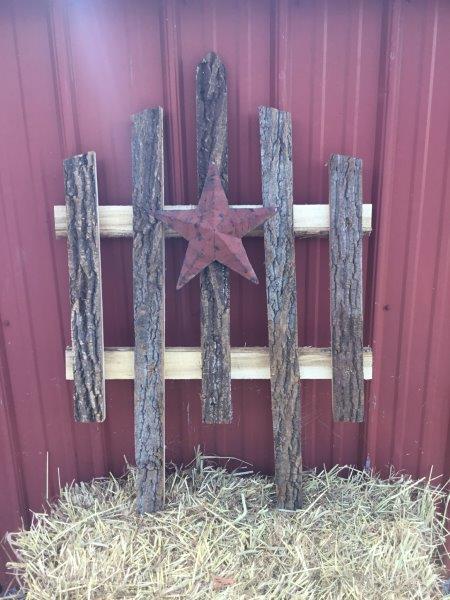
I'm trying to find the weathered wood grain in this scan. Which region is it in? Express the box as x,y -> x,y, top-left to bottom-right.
259,107 -> 302,509
54,204 -> 373,238
197,52 -> 231,424
64,152 -> 105,422
329,154 -> 364,422
66,346 -> 374,381
132,107 -> 165,513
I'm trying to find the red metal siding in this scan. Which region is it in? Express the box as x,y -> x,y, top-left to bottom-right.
0,0 -> 449,585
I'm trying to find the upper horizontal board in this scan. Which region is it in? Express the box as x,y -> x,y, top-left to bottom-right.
54,204 -> 372,238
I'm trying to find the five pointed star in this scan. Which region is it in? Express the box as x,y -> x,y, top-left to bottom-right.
153,164 -> 275,289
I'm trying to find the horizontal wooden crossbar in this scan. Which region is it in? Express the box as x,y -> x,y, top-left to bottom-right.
65,346 -> 373,380
54,204 -> 372,238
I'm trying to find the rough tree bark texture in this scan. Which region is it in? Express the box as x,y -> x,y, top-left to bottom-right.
132,108 -> 165,513
259,107 -> 302,509
64,151 -> 105,422
196,52 -> 231,423
329,154 -> 364,422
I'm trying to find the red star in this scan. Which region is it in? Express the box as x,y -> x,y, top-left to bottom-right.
154,164 -> 275,289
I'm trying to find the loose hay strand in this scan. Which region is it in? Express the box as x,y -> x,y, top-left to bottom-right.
4,456 -> 449,599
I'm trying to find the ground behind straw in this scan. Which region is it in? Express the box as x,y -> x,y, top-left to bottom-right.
5,456 -> 449,599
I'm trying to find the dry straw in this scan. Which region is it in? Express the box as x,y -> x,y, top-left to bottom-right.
5,455 -> 449,599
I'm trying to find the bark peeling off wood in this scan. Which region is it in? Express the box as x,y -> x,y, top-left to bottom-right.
132,107 -> 165,513
329,154 -> 364,422
64,152 -> 105,422
197,52 -> 232,424
259,107 -> 302,509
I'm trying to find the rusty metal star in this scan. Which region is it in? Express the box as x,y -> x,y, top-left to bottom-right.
154,164 -> 275,289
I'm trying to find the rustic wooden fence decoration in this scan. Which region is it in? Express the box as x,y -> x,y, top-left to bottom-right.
56,52 -> 373,513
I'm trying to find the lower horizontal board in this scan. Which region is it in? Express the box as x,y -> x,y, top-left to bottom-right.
66,347 -> 372,380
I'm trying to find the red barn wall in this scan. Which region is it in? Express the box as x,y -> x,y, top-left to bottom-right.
0,0 -> 449,586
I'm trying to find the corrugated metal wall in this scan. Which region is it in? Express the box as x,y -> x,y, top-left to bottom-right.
0,0 -> 449,585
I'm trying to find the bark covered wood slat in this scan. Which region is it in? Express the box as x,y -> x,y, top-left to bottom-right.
64,151 -> 105,422
196,52 -> 231,424
259,107 -> 302,509
132,107 -> 165,513
329,154 -> 364,422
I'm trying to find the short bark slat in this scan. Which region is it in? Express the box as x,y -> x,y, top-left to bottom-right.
132,107 -> 165,512
259,107 -> 302,509
196,52 -> 231,424
64,152 -> 105,422
329,154 -> 364,422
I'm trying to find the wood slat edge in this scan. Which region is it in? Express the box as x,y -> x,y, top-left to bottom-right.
54,204 -> 372,238
65,347 -> 373,380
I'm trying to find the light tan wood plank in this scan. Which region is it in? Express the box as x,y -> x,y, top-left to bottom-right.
54,204 -> 372,238
65,346 -> 373,381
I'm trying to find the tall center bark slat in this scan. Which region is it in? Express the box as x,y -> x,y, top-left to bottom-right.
64,151 -> 105,422
132,108 -> 165,513
196,52 -> 231,424
259,107 -> 302,509
329,154 -> 364,422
